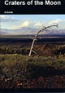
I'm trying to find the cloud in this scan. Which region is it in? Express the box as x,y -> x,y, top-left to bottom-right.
11,20 -> 32,29
34,22 -> 45,27
21,21 -> 30,27
48,19 -> 63,25
0,15 -> 6,18
0,15 -> 19,22
34,22 -> 42,27
62,25 -> 65,29
12,20 -> 44,30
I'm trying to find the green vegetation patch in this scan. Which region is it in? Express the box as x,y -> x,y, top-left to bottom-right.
0,54 -> 65,80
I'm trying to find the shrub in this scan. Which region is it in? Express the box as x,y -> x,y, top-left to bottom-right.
0,54 -> 65,80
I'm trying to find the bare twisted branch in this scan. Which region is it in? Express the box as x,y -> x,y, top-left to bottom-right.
29,24 -> 58,56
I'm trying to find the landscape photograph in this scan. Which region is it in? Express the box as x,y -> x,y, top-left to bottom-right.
0,15 -> 65,89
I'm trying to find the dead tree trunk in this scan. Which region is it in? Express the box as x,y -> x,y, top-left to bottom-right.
29,24 -> 58,56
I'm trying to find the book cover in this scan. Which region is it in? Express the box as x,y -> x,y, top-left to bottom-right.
0,0 -> 65,92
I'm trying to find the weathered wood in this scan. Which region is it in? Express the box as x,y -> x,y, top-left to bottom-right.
29,24 -> 58,56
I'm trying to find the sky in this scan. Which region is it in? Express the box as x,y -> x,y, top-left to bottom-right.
0,15 -> 65,34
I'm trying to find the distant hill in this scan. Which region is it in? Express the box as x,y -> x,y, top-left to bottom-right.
0,27 -> 65,35
0,31 -> 8,35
